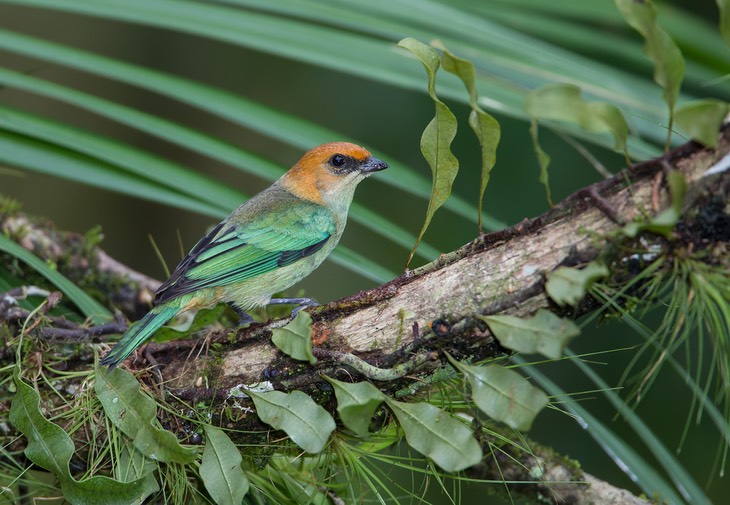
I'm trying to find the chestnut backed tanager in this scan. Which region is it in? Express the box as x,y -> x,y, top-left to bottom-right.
102,142 -> 387,368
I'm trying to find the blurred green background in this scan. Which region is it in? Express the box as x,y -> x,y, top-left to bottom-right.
1,0 -> 728,503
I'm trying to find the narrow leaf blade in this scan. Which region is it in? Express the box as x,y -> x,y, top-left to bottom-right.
0,233 -> 110,323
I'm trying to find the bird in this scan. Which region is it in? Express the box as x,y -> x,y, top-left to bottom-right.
101,142 -> 388,368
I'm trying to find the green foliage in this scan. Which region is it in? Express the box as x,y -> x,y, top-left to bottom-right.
448,357 -> 548,431
9,368 -> 157,505
271,310 -> 317,364
546,261 -> 610,307
720,0 -> 730,45
95,366 -> 197,464
526,83 -> 629,154
480,310 -> 581,359
383,397 -> 483,472
0,233 -> 110,323
200,425 -> 249,505
1,0 -> 728,503
623,170 -> 686,238
323,376 -> 384,436
398,38 -> 460,267
675,99 -> 730,147
434,40 -> 501,233
245,389 -> 336,454
615,0 -> 685,147
528,120 -> 554,206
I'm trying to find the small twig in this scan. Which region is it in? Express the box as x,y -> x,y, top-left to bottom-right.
580,186 -> 624,225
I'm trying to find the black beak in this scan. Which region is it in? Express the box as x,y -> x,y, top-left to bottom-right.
360,156 -> 389,173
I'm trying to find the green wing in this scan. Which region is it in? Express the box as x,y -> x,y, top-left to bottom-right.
155,203 -> 334,304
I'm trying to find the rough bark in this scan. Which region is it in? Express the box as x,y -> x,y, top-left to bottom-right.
1,127 -> 728,505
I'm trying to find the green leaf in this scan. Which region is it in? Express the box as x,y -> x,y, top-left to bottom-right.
434,41 -> 500,232
383,398 -> 482,472
266,454 -> 329,505
10,369 -> 155,505
0,68 -> 439,264
398,38 -> 459,267
116,441 -> 159,497
720,0 -> 730,45
622,169 -> 686,237
615,0 -> 685,120
525,83 -> 629,154
0,130 -> 226,219
322,376 -> 385,436
528,120 -> 553,206
271,311 -> 317,364
201,425 -> 249,505
545,262 -> 610,307
0,233 -> 110,324
0,105 -> 242,212
675,99 -> 730,147
449,359 -> 548,431
479,309 -> 581,359
246,389 -> 335,453
95,366 -> 197,464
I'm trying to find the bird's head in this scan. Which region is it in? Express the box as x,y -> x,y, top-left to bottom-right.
280,142 -> 388,209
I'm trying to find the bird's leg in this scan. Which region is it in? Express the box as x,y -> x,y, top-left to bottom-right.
228,303 -> 255,326
268,297 -> 319,316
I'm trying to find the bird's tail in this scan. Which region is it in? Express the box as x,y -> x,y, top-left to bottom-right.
101,303 -> 180,369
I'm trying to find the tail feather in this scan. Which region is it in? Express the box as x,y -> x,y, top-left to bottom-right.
101,304 -> 180,369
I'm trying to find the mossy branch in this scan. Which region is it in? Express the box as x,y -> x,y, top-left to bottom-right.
1,126 -> 728,505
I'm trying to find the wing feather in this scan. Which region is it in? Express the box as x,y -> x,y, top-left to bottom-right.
154,198 -> 334,305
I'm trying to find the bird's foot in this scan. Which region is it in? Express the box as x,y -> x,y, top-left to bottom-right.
228,303 -> 255,327
268,297 -> 319,317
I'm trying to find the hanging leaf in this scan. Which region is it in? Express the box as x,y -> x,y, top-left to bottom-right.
675,99 -> 730,147
398,38 -> 459,267
434,40 -> 500,232
95,366 -> 197,463
546,262 -> 610,307
525,83 -> 629,155
10,368 -> 156,505
479,310 -> 581,359
528,120 -> 553,206
322,376 -> 384,436
383,398 -> 482,472
719,0 -> 730,45
615,0 -> 685,144
246,389 -> 335,454
271,311 -> 317,364
201,425 -> 249,505
449,358 -> 548,431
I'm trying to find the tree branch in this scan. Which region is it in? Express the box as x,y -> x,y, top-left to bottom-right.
1,128 -> 728,505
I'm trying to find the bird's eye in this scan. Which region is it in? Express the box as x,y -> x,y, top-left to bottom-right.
330,154 -> 346,167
